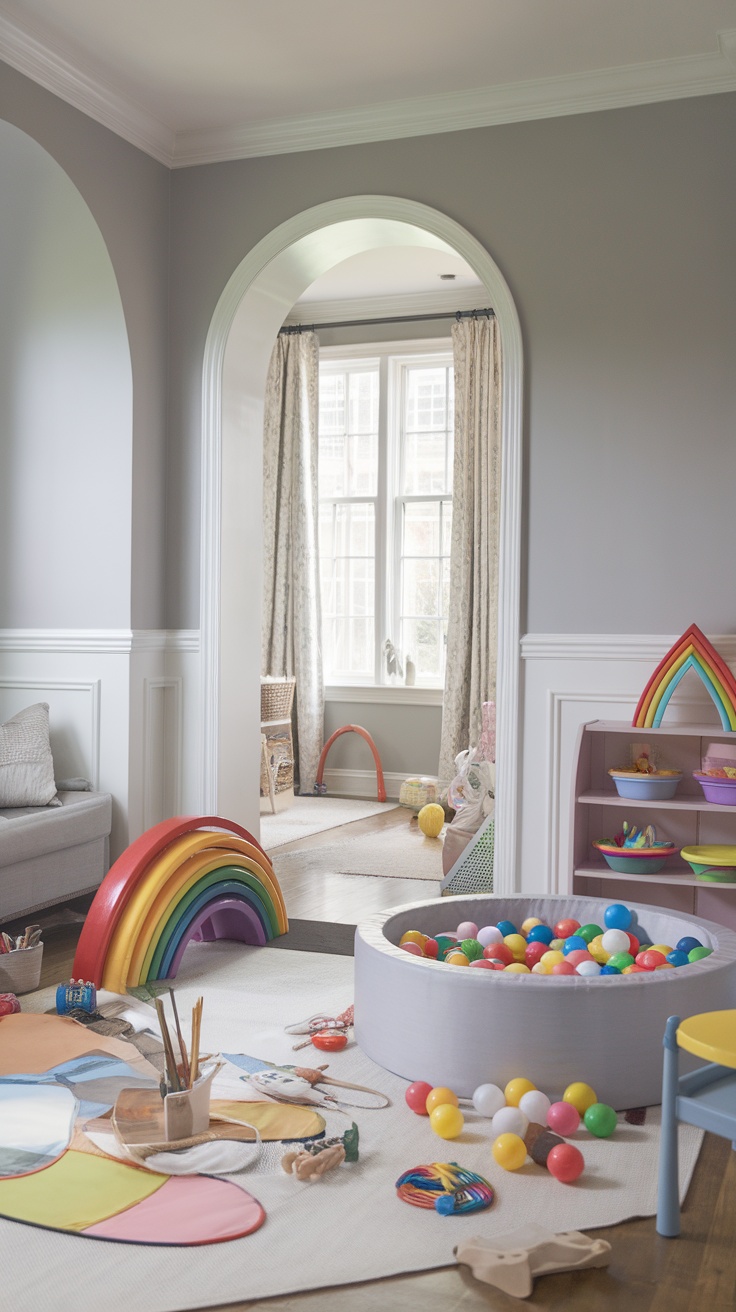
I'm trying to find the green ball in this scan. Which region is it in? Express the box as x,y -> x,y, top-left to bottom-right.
460,937 -> 484,961
606,951 -> 634,971
583,1102 -> 618,1138
577,923 -> 603,945
688,946 -> 713,963
434,935 -> 456,961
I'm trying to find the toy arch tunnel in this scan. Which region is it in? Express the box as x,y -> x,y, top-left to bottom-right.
315,725 -> 386,802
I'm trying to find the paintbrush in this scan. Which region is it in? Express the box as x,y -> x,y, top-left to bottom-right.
189,996 -> 203,1087
168,987 -> 190,1087
154,996 -> 181,1092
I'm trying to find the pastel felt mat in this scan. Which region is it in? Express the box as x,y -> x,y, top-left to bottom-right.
4,944 -> 704,1310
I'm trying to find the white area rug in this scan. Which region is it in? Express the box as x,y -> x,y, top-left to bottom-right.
4,945 -> 702,1311
271,816 -> 445,880
260,795 -> 399,850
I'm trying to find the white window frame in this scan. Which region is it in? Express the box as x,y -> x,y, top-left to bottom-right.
319,337 -> 452,703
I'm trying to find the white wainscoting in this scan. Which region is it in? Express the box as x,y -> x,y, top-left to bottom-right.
519,634 -> 736,897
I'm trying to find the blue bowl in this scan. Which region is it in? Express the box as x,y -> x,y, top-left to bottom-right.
609,772 -> 681,800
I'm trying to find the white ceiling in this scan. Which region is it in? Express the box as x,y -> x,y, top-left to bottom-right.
1,1 -> 735,165
298,248 -> 482,304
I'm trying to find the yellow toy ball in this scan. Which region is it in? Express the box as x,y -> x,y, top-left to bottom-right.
425,1086 -> 459,1114
503,962 -> 530,973
563,1082 -> 598,1115
399,930 -> 427,949
429,1103 -> 465,1139
503,933 -> 527,961
531,962 -> 548,974
588,935 -> 610,964
504,1077 -> 536,1107
649,944 -> 673,957
492,1132 -> 527,1171
418,803 -> 445,838
521,917 -> 544,935
540,950 -> 564,969
445,951 -> 470,967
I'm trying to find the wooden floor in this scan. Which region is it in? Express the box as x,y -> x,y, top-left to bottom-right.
31,806 -> 736,1312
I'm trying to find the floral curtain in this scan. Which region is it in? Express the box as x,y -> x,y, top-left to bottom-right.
262,331 -> 324,793
439,316 -> 501,781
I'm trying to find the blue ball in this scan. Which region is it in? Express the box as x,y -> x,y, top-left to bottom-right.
562,935 -> 588,955
600,964 -> 621,975
676,936 -> 703,954
604,903 -> 632,931
496,920 -> 517,937
666,950 -> 690,968
526,924 -> 554,945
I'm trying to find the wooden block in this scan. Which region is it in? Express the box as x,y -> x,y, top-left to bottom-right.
523,1122 -> 564,1167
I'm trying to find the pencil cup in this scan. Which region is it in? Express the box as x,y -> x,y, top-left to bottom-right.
0,944 -> 43,994
163,1062 -> 217,1142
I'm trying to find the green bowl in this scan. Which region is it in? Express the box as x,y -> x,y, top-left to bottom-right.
593,841 -> 677,875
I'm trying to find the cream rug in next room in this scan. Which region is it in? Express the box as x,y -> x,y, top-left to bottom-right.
260,795 -> 398,850
5,944 -> 702,1312
270,813 -> 445,881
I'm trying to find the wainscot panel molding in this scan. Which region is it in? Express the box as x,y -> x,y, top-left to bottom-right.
325,685 -> 443,707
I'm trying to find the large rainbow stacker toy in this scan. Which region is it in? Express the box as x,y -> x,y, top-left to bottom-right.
73,816 -> 288,993
632,624 -> 736,731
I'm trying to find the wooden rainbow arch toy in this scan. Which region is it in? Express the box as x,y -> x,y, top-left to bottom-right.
73,815 -> 288,993
632,623 -> 736,731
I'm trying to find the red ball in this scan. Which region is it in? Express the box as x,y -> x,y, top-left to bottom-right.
554,918 -> 581,940
483,942 -> 514,965
637,949 -> 666,970
546,1143 -> 585,1183
626,964 -> 648,973
565,949 -> 593,967
469,958 -> 498,969
400,941 -> 424,956
405,1081 -> 434,1114
485,960 -> 508,970
626,933 -> 640,955
524,941 -> 548,967
551,960 -> 576,975
423,938 -> 440,959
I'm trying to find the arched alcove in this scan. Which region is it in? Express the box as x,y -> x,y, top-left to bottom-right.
200,197 -> 522,892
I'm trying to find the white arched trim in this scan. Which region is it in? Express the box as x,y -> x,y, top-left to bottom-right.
200,196 -> 523,893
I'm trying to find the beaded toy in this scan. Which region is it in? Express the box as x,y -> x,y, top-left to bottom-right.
395,1162 -> 495,1215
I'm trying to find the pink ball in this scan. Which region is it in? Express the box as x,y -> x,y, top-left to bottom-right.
524,941 -> 548,968
546,1142 -> 585,1183
551,961 -> 576,975
565,949 -> 593,967
469,958 -> 498,969
456,921 -> 479,940
405,1081 -> 433,1114
547,1101 -> 580,1136
400,942 -> 424,956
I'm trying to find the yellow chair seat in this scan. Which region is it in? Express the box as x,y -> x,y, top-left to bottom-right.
676,1010 -> 736,1070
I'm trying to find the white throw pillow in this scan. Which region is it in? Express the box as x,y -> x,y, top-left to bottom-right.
0,702 -> 58,806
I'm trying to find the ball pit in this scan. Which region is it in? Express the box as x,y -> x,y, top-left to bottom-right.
354,894 -> 736,1108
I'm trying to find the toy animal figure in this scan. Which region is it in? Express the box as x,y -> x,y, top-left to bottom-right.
281,1123 -> 359,1180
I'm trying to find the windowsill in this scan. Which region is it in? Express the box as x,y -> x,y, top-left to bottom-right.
324,684 -> 443,706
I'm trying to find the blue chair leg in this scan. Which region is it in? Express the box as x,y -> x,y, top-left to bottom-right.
657,1015 -> 681,1237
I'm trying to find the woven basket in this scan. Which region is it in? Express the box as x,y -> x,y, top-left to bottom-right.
0,943 -> 43,994
260,677 -> 296,722
260,726 -> 294,795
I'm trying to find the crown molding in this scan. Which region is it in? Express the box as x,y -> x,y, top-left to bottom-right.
2,17 -> 735,167
521,633 -> 736,663
0,12 -> 174,164
285,286 -> 487,326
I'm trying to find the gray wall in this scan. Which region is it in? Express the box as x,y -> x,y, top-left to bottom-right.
0,63 -> 171,628
168,94 -> 736,636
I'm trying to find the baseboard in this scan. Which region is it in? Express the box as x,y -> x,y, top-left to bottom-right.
320,767 -> 405,802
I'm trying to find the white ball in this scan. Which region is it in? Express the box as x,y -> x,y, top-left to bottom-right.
519,1090 -> 551,1124
601,928 -> 630,954
491,1106 -> 528,1138
472,1083 -> 506,1119
575,959 -> 602,976
477,925 -> 504,947
456,921 -> 479,939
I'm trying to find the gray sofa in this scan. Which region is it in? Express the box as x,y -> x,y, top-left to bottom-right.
0,790 -> 112,921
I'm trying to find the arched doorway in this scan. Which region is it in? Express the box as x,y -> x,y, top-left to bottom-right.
200,197 -> 522,893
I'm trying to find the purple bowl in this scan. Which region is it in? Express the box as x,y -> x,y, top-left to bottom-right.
693,773 -> 736,805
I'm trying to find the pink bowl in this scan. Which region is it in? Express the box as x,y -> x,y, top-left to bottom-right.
693,773 -> 736,805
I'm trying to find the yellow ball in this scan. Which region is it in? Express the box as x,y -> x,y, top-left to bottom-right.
399,930 -> 427,948
445,951 -> 470,967
504,1077 -> 536,1107
492,1132 -> 527,1171
425,1086 -> 459,1114
655,962 -> 675,970
504,933 -> 528,961
588,935 -> 610,964
540,950 -> 564,969
531,961 -> 548,974
649,944 -> 673,957
429,1103 -> 465,1139
503,962 -> 530,973
418,803 -> 445,838
521,917 -> 544,935
563,1081 -> 598,1115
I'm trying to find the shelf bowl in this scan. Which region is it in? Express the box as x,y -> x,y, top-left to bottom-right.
693,773 -> 736,805
592,840 -> 678,875
681,844 -> 736,883
608,771 -> 681,800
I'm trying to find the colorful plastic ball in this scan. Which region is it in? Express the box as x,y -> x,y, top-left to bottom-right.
600,964 -> 621,975
521,917 -> 544,935
549,938 -> 566,952
425,1086 -> 459,1114
575,960 -> 602,977
423,938 -> 440,959
503,933 -> 528,961
400,941 -> 424,957
531,962 -> 549,974
472,1083 -> 506,1118
405,1081 -> 433,1114
688,946 -> 713,962
563,1082 -> 597,1115
477,925 -> 504,948
524,941 -> 549,968
484,943 -> 514,965
519,1089 -> 551,1124
676,936 -> 703,954
485,960 -> 508,971
552,961 -> 576,975
606,951 -> 634,971
456,921 -> 479,940
460,937 -> 484,961
600,928 -> 629,955
637,949 -> 667,970
562,936 -> 589,956
429,1103 -> 465,1139
492,1133 -> 527,1171
588,935 -> 610,964
504,1077 -> 537,1107
666,950 -> 689,968
445,951 -> 470,967
649,944 -> 673,958
577,923 -> 603,945
469,958 -> 498,969
540,949 -> 565,969
399,930 -> 426,948
491,1105 -> 528,1138
434,935 -> 457,960
622,964 -> 647,973
547,1101 -> 580,1136
554,918 -> 581,940
547,1142 -> 584,1182
566,949 -> 593,968
604,903 -> 632,931
504,962 -> 531,974
655,962 -> 675,970
526,924 -> 554,945
496,920 -> 518,938
626,933 -> 640,956
418,803 -> 445,837
583,1102 -> 618,1137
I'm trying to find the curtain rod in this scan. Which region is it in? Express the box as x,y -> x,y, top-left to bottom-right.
279,307 -> 494,334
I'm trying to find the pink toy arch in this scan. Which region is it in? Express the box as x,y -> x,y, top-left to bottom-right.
315,725 -> 386,802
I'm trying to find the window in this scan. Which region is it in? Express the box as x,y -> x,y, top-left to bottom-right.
318,340 -> 453,688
